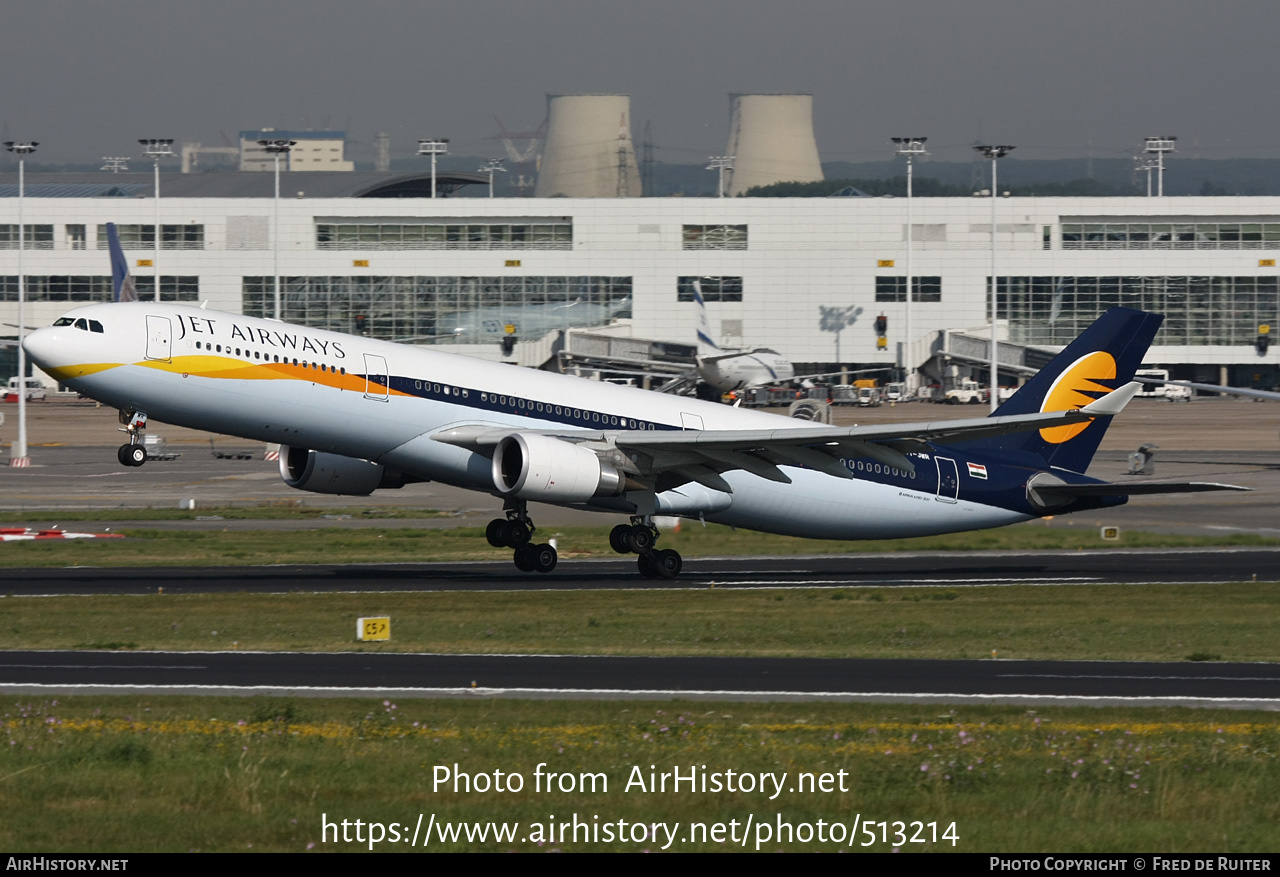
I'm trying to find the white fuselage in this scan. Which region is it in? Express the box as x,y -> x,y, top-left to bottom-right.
22,303 -> 1028,539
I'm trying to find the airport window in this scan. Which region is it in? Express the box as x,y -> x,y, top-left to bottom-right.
0,275 -> 199,303
677,276 -> 743,302
315,219 -> 573,251
875,276 -> 942,302
241,274 -> 632,343
95,224 -> 205,250
1060,220 -> 1280,250
0,225 -> 54,250
682,224 -> 748,250
992,275 -> 1280,347
134,276 -> 200,301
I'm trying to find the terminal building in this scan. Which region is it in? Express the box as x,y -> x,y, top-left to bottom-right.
1,174 -> 1278,390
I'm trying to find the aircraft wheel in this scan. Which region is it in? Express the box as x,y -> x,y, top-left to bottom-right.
626,524 -> 655,553
513,544 -> 536,572
636,551 -> 659,579
653,548 -> 682,579
126,445 -> 147,467
608,524 -> 632,554
506,521 -> 532,546
116,445 -> 132,467
486,519 -> 510,548
531,542 -> 558,574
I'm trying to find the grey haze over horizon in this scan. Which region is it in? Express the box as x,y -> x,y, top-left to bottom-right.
3,0 -> 1277,169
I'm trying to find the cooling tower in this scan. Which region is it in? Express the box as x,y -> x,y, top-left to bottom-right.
535,94 -> 642,198
724,94 -> 823,196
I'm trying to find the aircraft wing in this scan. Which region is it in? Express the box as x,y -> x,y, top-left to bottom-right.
434,382 -> 1143,489
1134,377 -> 1280,402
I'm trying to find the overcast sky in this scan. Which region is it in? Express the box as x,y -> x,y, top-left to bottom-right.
3,0 -> 1278,167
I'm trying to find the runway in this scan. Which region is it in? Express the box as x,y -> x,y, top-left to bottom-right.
4,547 -> 1280,595
1,649 -> 1276,708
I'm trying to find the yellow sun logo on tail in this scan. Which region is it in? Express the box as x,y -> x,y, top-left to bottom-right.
1038,351 -> 1117,443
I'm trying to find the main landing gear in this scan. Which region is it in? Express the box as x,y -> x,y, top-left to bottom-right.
486,500 -> 558,574
116,410 -> 148,468
610,516 -> 682,579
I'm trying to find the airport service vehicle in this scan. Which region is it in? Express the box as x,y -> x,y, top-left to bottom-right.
855,386 -> 882,407
944,379 -> 985,405
22,300 -> 1246,579
1134,368 -> 1188,400
4,377 -> 46,403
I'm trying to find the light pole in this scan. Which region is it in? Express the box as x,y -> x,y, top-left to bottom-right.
258,139 -> 296,320
139,140 -> 175,301
478,158 -> 506,197
417,139 -> 449,199
892,137 -> 928,392
1143,136 -> 1176,197
973,144 -> 1015,412
706,156 -> 734,198
5,141 -> 36,467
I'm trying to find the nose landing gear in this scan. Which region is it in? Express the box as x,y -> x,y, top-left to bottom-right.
116,410 -> 148,467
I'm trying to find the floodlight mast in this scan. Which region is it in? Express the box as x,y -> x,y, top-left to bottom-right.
140,139 -> 175,302
258,139 -> 297,320
892,137 -> 928,392
973,145 -> 1015,412
706,156 -> 734,198
478,158 -> 506,197
4,141 -> 37,467
417,139 -> 449,199
1143,136 -> 1176,197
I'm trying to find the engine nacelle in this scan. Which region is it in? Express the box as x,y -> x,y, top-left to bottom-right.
279,445 -> 406,496
492,433 -> 625,503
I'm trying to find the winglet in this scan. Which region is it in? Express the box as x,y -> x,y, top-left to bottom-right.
1080,381 -> 1141,417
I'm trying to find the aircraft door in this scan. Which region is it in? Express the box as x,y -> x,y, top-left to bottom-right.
680,413 -> 705,431
935,457 -> 959,503
145,315 -> 172,362
363,353 -> 389,401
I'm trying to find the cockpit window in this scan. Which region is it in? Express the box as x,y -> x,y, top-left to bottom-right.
53,317 -> 74,327
74,319 -> 89,330
89,320 -> 104,333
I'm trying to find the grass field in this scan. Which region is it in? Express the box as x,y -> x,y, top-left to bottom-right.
2,696 -> 1276,852
2,519 -> 1278,568
3,582 -> 1277,662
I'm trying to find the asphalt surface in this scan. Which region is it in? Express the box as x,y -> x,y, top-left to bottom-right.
4,548 -> 1280,595
3,397 -> 1279,707
0,650 -> 1276,708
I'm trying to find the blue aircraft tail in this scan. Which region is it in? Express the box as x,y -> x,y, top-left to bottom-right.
107,222 -> 138,302
977,308 -> 1163,473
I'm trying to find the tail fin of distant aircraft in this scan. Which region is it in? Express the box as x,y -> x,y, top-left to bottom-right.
107,222 -> 138,303
974,308 -> 1164,473
692,281 -> 719,357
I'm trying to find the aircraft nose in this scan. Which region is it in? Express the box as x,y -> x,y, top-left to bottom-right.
21,327 -> 62,371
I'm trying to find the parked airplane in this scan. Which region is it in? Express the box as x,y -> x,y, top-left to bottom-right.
21,302 -> 1243,578
658,281 -> 796,398
691,281 -> 795,395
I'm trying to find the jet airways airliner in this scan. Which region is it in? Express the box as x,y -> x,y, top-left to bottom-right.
20,299 -> 1242,578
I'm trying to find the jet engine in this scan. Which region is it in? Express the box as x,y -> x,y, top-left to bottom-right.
492,433 -> 625,503
279,445 -> 409,496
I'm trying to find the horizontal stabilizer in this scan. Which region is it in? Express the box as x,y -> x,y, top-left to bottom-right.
1034,481 -> 1249,498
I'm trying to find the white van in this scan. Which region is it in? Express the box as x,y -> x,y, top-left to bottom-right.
5,377 -> 47,402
